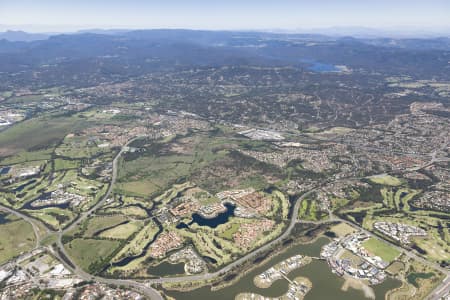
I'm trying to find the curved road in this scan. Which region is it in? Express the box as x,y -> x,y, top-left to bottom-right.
0,203 -> 48,248
2,141 -> 449,299
52,140 -> 165,300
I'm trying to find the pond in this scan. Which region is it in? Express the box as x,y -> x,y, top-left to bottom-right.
177,202 -> 236,229
22,193 -> 71,210
0,167 -> 10,175
164,237 -> 401,300
148,261 -> 185,277
13,179 -> 37,192
0,213 -> 10,224
300,59 -> 341,73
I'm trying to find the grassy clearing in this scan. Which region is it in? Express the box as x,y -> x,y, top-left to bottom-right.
115,180 -> 160,197
103,205 -> 148,218
84,215 -> 128,236
27,208 -> 76,230
330,223 -> 356,237
113,221 -> 159,261
99,221 -> 143,239
0,149 -> 52,166
386,261 -> 405,275
362,237 -> 400,262
0,217 -> 36,264
369,174 -> 402,186
298,198 -> 327,221
54,158 -> 80,171
65,238 -> 120,271
0,114 -> 88,157
413,236 -> 450,262
218,223 -> 240,240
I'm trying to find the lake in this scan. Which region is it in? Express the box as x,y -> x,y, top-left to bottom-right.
300,59 -> 341,73
148,261 -> 185,276
177,202 -> 236,229
0,167 -> 10,175
164,237 -> 401,300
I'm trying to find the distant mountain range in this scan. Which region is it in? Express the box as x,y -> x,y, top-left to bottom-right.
0,29 -> 448,89
0,30 -> 50,42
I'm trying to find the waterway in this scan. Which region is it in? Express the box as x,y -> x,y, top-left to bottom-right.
165,237 -> 401,300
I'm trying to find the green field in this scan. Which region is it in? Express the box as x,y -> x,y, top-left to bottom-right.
362,237 -> 400,262
115,180 -> 161,197
65,238 -> 121,272
0,114 -> 88,157
99,221 -> 142,239
218,223 -> 240,240
298,198 -> 327,221
113,221 -> 160,261
0,216 -> 36,264
368,174 -> 402,186
54,158 -> 80,171
84,215 -> 129,236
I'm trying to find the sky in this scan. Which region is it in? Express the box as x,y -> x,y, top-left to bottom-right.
0,0 -> 449,34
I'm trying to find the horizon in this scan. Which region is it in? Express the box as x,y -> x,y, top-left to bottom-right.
1,26 -> 450,39
1,0 -> 450,37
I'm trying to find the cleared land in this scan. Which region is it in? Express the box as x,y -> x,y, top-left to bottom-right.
0,217 -> 36,264
65,238 -> 121,272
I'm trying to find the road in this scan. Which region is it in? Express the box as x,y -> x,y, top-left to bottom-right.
62,143 -> 126,233
2,140 -> 449,299
144,188 -> 320,285
52,140 -> 165,300
0,203 -> 48,248
427,274 -> 450,300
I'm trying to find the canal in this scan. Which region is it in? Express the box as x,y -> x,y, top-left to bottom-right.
165,237 -> 401,300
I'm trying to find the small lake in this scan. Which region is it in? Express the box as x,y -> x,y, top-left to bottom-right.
148,261 -> 185,276
22,193 -> 71,210
164,237 -> 401,300
0,213 -> 10,224
0,167 -> 10,175
13,179 -> 37,192
300,59 -> 341,73
177,202 -> 236,229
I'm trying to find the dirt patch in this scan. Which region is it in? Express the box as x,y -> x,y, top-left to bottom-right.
341,276 -> 375,299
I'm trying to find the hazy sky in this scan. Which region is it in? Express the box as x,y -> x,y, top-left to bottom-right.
1,0 -> 449,32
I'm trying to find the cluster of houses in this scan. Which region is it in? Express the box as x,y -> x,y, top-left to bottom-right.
256,255 -> 310,287
321,232 -> 389,285
31,189 -> 86,208
168,246 -> 206,274
374,221 -> 426,245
